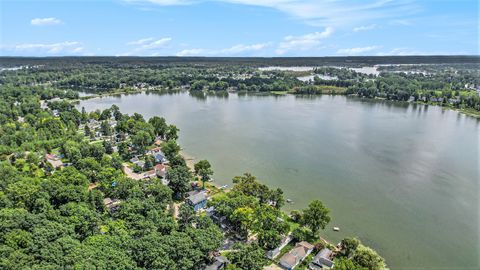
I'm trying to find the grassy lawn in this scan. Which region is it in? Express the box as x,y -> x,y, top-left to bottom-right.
205,182 -> 226,198
270,91 -> 289,95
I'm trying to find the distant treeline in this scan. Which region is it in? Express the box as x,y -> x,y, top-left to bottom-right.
1,55 -> 479,68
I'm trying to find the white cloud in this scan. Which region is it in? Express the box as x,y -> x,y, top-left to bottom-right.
389,19 -> 413,26
127,37 -> 155,45
337,45 -> 381,55
276,27 -> 333,55
31,17 -> 62,26
140,38 -> 172,50
353,24 -> 377,32
122,37 -> 172,55
12,41 -> 83,54
176,48 -> 206,56
176,42 -> 269,56
220,43 -> 269,54
127,0 -> 420,27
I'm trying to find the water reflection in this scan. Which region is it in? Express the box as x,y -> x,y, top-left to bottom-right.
76,91 -> 479,269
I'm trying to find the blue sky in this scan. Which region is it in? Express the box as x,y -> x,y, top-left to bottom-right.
0,0 -> 478,56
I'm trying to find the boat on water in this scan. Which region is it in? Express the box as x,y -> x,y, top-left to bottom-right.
286,199 -> 293,203
333,227 -> 340,232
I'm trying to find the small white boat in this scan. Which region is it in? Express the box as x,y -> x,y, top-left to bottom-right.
286,199 -> 293,203
333,227 -> 340,232
220,185 -> 228,189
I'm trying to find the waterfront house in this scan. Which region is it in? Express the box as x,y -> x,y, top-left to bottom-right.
153,152 -> 167,163
279,241 -> 314,270
309,248 -> 335,269
147,148 -> 167,163
186,190 -> 208,211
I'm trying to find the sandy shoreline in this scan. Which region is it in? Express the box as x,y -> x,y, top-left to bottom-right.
180,149 -> 196,171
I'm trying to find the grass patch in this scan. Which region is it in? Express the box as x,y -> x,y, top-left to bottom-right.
270,91 -> 289,95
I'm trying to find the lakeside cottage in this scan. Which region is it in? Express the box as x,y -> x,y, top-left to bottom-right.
279,241 -> 314,270
147,147 -> 167,163
153,152 -> 166,163
186,190 -> 208,211
309,248 -> 335,270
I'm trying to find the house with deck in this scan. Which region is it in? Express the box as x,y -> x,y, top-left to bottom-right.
279,241 -> 314,270
186,190 -> 208,211
309,248 -> 335,269
147,147 -> 167,163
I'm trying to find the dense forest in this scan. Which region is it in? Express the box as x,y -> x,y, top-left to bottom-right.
0,59 -> 391,269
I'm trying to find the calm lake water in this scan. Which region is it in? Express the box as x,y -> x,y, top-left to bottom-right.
78,92 -> 479,270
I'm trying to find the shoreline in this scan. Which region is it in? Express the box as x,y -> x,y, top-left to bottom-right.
75,88 -> 480,119
177,148 -> 341,250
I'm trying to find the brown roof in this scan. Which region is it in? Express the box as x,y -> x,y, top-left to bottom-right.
280,241 -> 314,268
45,153 -> 59,160
155,164 -> 166,171
280,253 -> 297,267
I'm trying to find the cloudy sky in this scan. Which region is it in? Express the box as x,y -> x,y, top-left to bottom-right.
0,0 -> 477,56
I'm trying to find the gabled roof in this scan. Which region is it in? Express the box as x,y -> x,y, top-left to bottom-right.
187,191 -> 207,205
280,253 -> 298,268
279,241 -> 314,268
311,248 -> 334,269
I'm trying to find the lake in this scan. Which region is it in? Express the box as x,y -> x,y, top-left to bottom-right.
78,92 -> 479,270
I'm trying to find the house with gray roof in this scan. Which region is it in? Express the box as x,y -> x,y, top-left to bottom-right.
186,190 -> 208,211
309,248 -> 335,269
